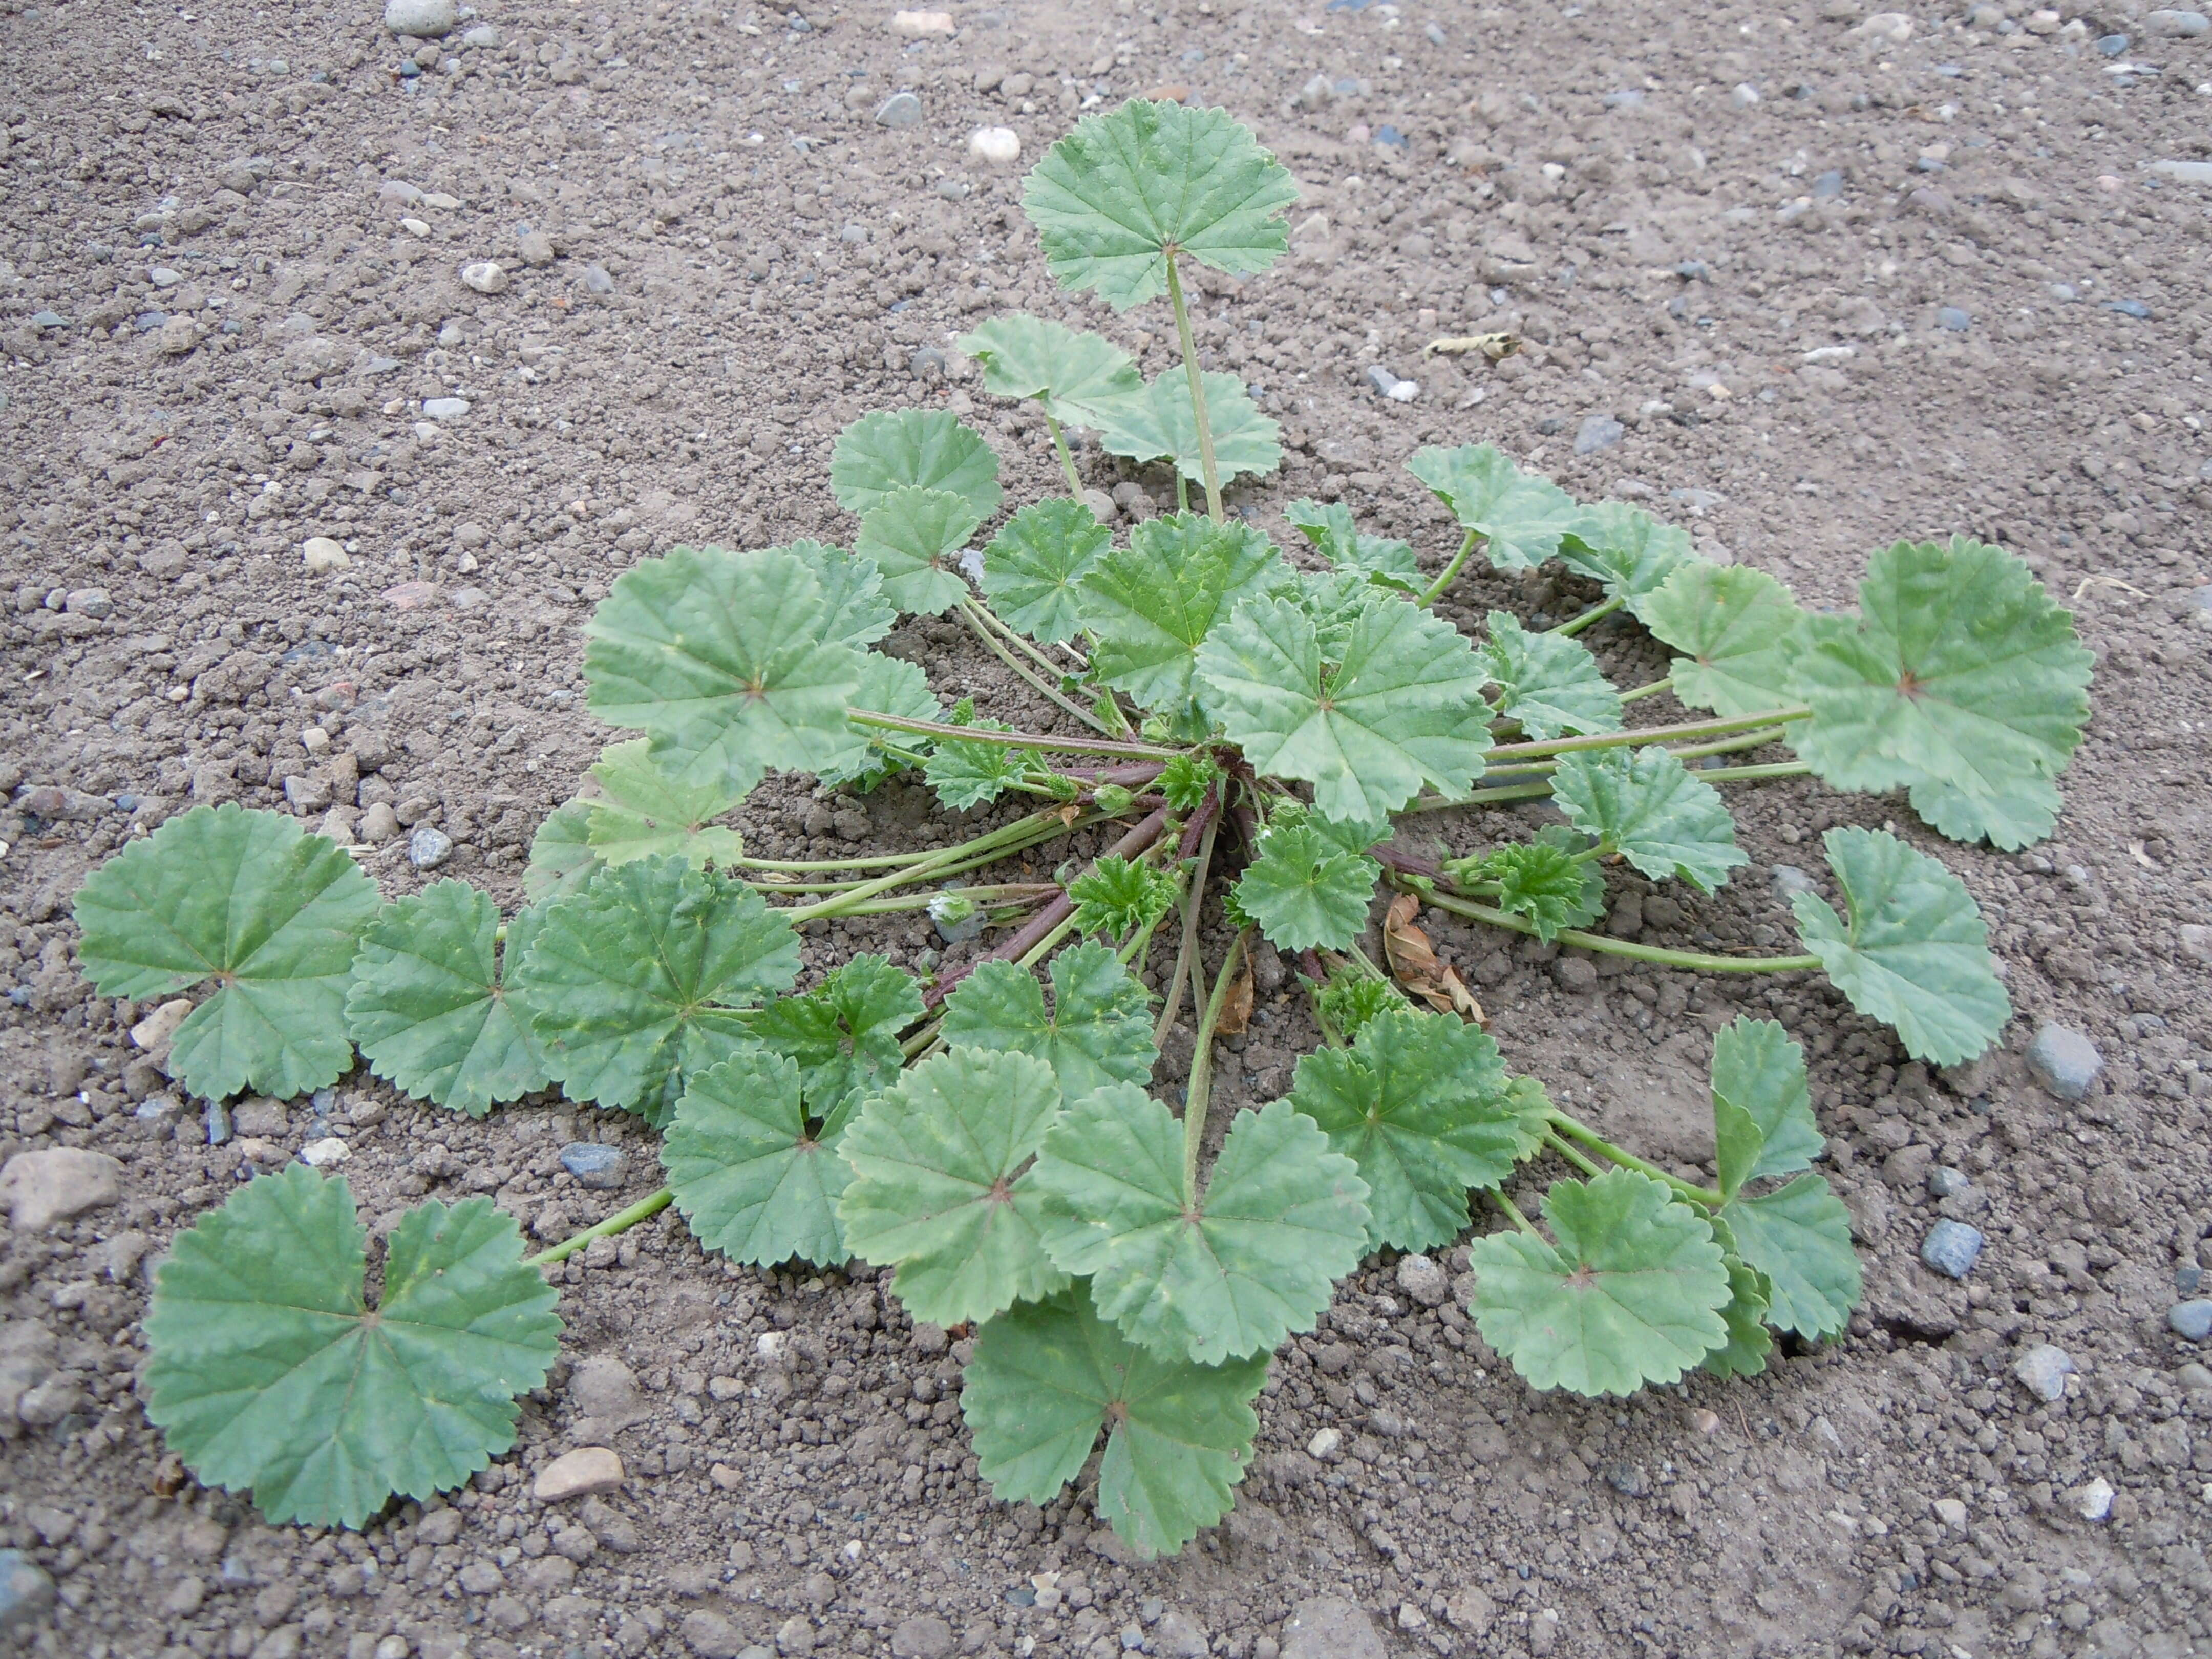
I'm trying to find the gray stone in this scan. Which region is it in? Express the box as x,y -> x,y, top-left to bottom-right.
560,1143 -> 629,1190
408,826 -> 454,869
2145,9 -> 2209,34
1811,168 -> 1845,198
1926,1166 -> 1970,1199
384,0 -> 457,37
1938,307 -> 1971,332
1282,1596 -> 1386,1659
0,1149 -> 123,1231
460,261 -> 508,295
0,1551 -> 56,1639
1769,865 -> 1817,899
2012,1344 -> 2075,1402
1395,1253 -> 1449,1308
889,1615 -> 953,1658
422,397 -> 470,420
2169,1300 -> 2212,1342
568,1353 -> 649,1429
1156,1613 -> 1208,1659
874,92 -> 924,128
461,23 -> 501,47
1575,414 -> 1625,455
519,232 -> 557,267
2151,160 -> 2212,185
2025,1024 -> 2101,1101
682,1609 -> 747,1659
1921,1220 -> 1984,1280
582,265 -> 616,295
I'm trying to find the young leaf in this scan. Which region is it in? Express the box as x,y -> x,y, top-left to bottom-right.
345,883 -> 551,1118
855,486 -> 983,618
1021,99 -> 1299,310
962,1288 -> 1267,1560
981,498 -> 1113,644
957,314 -> 1143,423
1463,1168 -> 1732,1397
1198,591 -> 1493,824
1283,569 -> 1379,663
940,941 -> 1158,1100
1312,970 -> 1401,1044
1790,826 -> 2008,1066
1481,611 -> 1623,740
1447,828 -> 1605,943
1710,1016 -> 1822,1203
1549,746 -> 1748,892
830,407 -> 1003,521
818,653 -> 940,792
1283,499 -> 1421,593
142,1165 -> 560,1528
1557,502 -> 1697,620
1287,1007 -> 1544,1252
773,540 -> 899,648
663,1047 -> 851,1269
73,803 -> 381,1101
1068,856 -> 1179,943
837,1047 -> 1070,1326
524,799 -> 600,903
924,705 -> 1027,812
584,739 -> 746,871
1157,752 -> 1221,814
1231,824 -> 1378,953
1083,371 -> 1284,487
1403,444 -> 1587,572
1080,513 -> 1284,716
515,857 -> 801,1126
1030,1093 -> 1371,1365
1641,564 -> 1809,719
1717,1173 -> 1860,1341
1700,1250 -> 1776,1380
584,545 -> 865,794
1791,536 -> 2092,850
749,954 -> 925,1126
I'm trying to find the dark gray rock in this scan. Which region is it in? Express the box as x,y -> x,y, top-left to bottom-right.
1921,1220 -> 1984,1279
0,1550 -> 56,1639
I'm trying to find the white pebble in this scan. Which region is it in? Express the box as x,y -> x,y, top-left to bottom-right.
2078,1478 -> 2115,1521
1306,1426 -> 1342,1459
461,260 -> 508,295
302,537 -> 351,573
300,1138 -> 350,1168
889,8 -> 955,35
969,126 -> 1022,164
1856,11 -> 1914,42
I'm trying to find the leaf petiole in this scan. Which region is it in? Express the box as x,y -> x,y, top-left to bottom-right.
1183,927 -> 1249,1193
956,601 -> 1112,734
847,708 -> 1180,761
1042,409 -> 1084,498
1548,593 -> 1624,639
1418,527 -> 1481,608
1406,882 -> 1823,975
1154,806 -> 1220,1049
1492,1189 -> 1541,1237
1546,1111 -> 1722,1208
1163,252 -> 1224,522
1543,1130 -> 1605,1180
1489,706 -> 1810,763
526,1188 -> 675,1268
1618,675 -> 1674,705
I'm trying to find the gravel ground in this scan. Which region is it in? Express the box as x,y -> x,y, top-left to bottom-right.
2,0 -> 2210,1656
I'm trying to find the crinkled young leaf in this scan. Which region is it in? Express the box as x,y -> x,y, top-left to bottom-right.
957,314 -> 1143,424
1232,824 -> 1378,953
1287,1008 -> 1543,1252
515,856 -> 801,1125
1550,746 -> 1748,892
749,954 -> 924,1127
1283,569 -> 1378,664
1710,1016 -> 1821,1204
830,407 -> 1003,521
142,1166 -> 560,1529
1701,1251 -> 1776,1380
940,942 -> 1158,1100
1791,536 -> 2092,850
1083,371 -> 1283,486
1283,498 -> 1421,592
923,705 -> 1027,812
584,545 -> 865,793
1481,610 -> 1623,740
1198,591 -> 1493,824
1791,826 -> 2008,1066
837,1047 -> 1070,1326
772,540 -> 899,648
819,653 -> 940,792
345,883 -> 551,1119
584,739 -> 746,871
1448,827 -> 1605,943
663,1048 -> 850,1269
1068,856 -> 1180,943
1080,513 -> 1284,716
1021,99 -> 1298,310
1642,564 -> 1809,719
1031,1094 -> 1371,1364
74,803 -> 381,1102
1404,444 -> 1587,572
855,486 -> 982,618
1313,972 -> 1401,1045
524,799 -> 600,904
1158,753 -> 1220,815
963,1289 -> 1267,1560
1557,502 -> 1697,620
1718,1173 -> 1860,1340
1463,1168 -> 1732,1397
981,498 -> 1113,644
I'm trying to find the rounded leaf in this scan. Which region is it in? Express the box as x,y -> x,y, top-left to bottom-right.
1232,824 -> 1379,954
830,407 -> 1003,520
854,485 -> 983,617
664,1047 -> 850,1269
981,498 -> 1113,644
1404,444 -> 1587,572
1642,563 -> 1810,719
1481,610 -> 1623,741
1550,746 -> 1748,894
940,942 -> 1158,1100
957,314 -> 1143,424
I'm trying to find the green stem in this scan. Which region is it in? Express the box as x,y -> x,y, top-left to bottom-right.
847,708 -> 1178,761
1409,883 -> 1823,975
782,886 -> 1057,922
974,596 -> 1092,681
1550,593 -> 1624,638
1175,471 -> 1190,514
1493,1190 -> 1541,1237
1043,409 -> 1083,498
786,814 -> 1085,921
1543,1130 -> 1605,1180
526,1189 -> 674,1268
1488,706 -> 1810,763
1400,727 -> 1797,813
1183,928 -> 1248,1194
1419,528 -> 1480,608
1154,814 -> 1219,1049
1548,1111 -> 1723,1207
1163,252 -> 1223,522
958,601 -> 1112,734
739,811 -> 1063,876
1701,759 -> 1813,784
1015,911 -> 1080,970
1618,675 -> 1673,705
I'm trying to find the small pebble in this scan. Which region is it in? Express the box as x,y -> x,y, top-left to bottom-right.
968,126 -> 1021,164
2077,1478 -> 2115,1522
422,397 -> 470,420
408,826 -> 454,869
0,1551 -> 57,1640
1575,415 -> 1624,455
875,92 -> 924,129
148,267 -> 181,288
582,265 -> 616,295
302,537 -> 350,573
1731,83 -> 1761,108
1394,1253 -> 1449,1308
1364,365 -> 1418,402
2011,1344 -> 2075,1403
2151,159 -> 2212,185
2169,1300 -> 2212,1342
534,1447 -> 625,1502
385,0 -> 457,35
1769,865 -> 1818,900
1926,1166 -> 1970,1198
2025,1024 -> 2101,1101
2145,8 -> 2209,35
2096,32 -> 2131,54
1921,1220 -> 1984,1280
1306,1427 -> 1342,1459
1938,307 -> 1971,332
560,1143 -> 629,1190
1811,169 -> 1845,198
1932,1497 -> 1968,1530
460,261 -> 508,295
888,8 -> 955,35
300,1137 -> 349,1168
2102,299 -> 2151,320
2179,1264 -> 2204,1296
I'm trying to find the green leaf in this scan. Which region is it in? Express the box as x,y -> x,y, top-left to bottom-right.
142,1166 -> 559,1528
1020,99 -> 1298,310
1641,564 -> 1809,719
1550,746 -> 1748,892
749,954 -> 924,1127
773,540 -> 899,648
1710,1016 -> 1821,1203
584,545 -> 865,794
854,486 -> 982,618
1030,1094 -> 1370,1365
1481,610 -> 1623,740
74,803 -> 380,1102
1557,502 -> 1697,620
1068,856 -> 1180,943
1791,536 -> 2092,849
923,704 -> 1027,812
344,883 -> 550,1119
1080,513 -> 1284,717
515,857 -> 801,1125
1283,498 -> 1421,593
956,314 -> 1142,424
1700,1249 -> 1776,1380
1231,824 -> 1378,953
830,408 -> 1003,521
1158,753 -> 1220,814
1084,371 -> 1283,487
1312,970 -> 1401,1044
584,739 -> 746,871
524,799 -> 600,904
1446,827 -> 1605,943
1790,826 -> 2008,1066
980,498 -> 1113,645
818,653 -> 940,792
962,1288 -> 1266,1560
836,1047 -> 1070,1325
1404,444 -> 1587,572
1463,1168 -> 1732,1396
1284,569 -> 1379,664
1718,1174 -> 1860,1340
1287,1007 -> 1544,1252
940,941 -> 1158,1100
663,1047 -> 850,1269
1197,590 -> 1493,824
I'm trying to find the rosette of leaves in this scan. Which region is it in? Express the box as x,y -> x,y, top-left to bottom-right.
773,539 -> 900,648
750,954 -> 925,1125
1067,856 -> 1179,943
923,699 -> 1029,811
